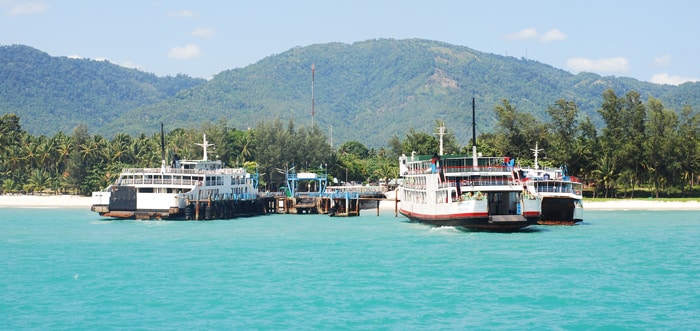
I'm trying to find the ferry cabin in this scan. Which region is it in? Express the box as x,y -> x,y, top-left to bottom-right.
399,154 -> 541,227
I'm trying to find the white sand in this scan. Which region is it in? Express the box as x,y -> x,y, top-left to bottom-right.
0,194 -> 92,208
1,194 -> 699,211
583,199 -> 700,210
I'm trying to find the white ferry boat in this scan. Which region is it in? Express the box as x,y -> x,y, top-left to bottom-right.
519,166 -> 583,225
397,100 -> 541,231
398,152 -> 541,231
517,143 -> 583,225
91,134 -> 268,220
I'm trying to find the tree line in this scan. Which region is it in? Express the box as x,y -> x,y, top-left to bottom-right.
1,88 -> 698,198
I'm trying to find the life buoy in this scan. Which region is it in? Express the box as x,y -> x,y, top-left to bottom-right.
461,179 -> 469,186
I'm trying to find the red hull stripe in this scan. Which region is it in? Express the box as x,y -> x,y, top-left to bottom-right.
399,210 -> 489,219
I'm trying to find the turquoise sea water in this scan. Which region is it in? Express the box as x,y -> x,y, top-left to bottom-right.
1,207 -> 699,330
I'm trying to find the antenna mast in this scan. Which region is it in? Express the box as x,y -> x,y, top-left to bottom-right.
311,63 -> 315,128
435,125 -> 446,156
160,123 -> 166,172
531,142 -> 543,170
195,134 -> 214,161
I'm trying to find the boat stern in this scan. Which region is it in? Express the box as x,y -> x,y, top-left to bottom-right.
91,188 -> 111,214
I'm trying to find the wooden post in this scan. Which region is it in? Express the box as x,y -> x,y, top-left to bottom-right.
195,191 -> 200,220
394,193 -> 399,217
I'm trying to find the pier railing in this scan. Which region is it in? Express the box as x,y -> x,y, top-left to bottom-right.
326,185 -> 387,193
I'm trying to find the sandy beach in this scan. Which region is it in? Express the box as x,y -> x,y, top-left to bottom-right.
1,194 -> 699,211
0,194 -> 93,208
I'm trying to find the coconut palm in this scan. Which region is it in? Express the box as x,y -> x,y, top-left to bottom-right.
24,169 -> 50,194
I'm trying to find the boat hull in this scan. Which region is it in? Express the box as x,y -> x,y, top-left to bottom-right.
92,185 -> 269,220
400,209 -> 537,231
538,196 -> 583,225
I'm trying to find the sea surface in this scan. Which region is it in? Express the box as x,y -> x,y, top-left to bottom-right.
1,207 -> 699,330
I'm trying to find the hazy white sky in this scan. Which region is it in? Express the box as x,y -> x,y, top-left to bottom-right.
2,0 -> 698,85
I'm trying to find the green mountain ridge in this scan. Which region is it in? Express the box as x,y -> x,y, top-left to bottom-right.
2,39 -> 697,147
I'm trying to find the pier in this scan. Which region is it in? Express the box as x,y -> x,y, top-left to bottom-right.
271,168 -> 392,217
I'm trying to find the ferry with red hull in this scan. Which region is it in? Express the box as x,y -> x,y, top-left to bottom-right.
397,153 -> 541,231
397,99 -> 541,231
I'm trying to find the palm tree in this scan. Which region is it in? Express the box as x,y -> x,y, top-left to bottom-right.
373,159 -> 398,185
24,169 -> 50,194
591,155 -> 617,198
108,132 -> 133,164
2,178 -> 18,194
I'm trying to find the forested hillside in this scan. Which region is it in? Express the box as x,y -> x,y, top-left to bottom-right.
0,44 -> 205,134
2,40 -> 699,147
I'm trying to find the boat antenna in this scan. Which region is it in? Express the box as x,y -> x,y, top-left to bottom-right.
471,98 -> 478,169
531,142 -> 543,170
195,133 -> 214,161
472,97 -> 476,150
435,125 -> 446,156
311,63 -> 315,128
160,123 -> 166,172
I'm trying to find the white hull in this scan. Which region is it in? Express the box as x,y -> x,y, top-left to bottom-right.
520,168 -> 584,225
91,134 -> 266,220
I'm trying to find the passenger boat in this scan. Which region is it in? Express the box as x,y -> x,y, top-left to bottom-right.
519,166 -> 583,225
397,153 -> 541,231
91,132 -> 268,220
518,161 -> 583,225
516,143 -> 583,225
397,99 -> 541,231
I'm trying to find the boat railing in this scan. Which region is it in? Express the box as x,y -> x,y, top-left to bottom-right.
533,181 -> 583,195
121,167 -> 247,175
118,178 -> 200,186
404,164 -> 513,176
444,176 -> 517,188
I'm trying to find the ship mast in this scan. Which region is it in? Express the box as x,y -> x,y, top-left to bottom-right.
436,125 -> 446,156
160,123 -> 166,172
195,134 -> 214,161
311,63 -> 315,128
531,142 -> 543,170
471,98 -> 478,168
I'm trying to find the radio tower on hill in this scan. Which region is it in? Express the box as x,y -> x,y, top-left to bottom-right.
311,63 -> 315,128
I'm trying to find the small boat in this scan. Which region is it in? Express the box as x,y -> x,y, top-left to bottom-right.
397,99 -> 541,231
91,129 -> 268,220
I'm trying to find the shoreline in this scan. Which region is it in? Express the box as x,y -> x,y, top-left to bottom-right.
1,194 -> 700,211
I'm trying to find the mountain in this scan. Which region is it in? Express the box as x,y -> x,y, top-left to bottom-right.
2,40 -> 699,147
0,44 -> 205,134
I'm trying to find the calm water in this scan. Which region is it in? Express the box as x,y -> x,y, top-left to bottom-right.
1,207 -> 699,330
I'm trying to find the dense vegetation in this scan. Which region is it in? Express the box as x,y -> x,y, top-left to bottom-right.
2,89 -> 698,199
2,40 -> 699,148
0,44 -> 205,134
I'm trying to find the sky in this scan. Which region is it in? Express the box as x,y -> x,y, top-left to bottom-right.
1,0 -> 698,85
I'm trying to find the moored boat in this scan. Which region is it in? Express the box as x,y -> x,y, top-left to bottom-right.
91,132 -> 269,220
520,166 -> 583,225
397,99 -> 541,231
518,143 -> 583,225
